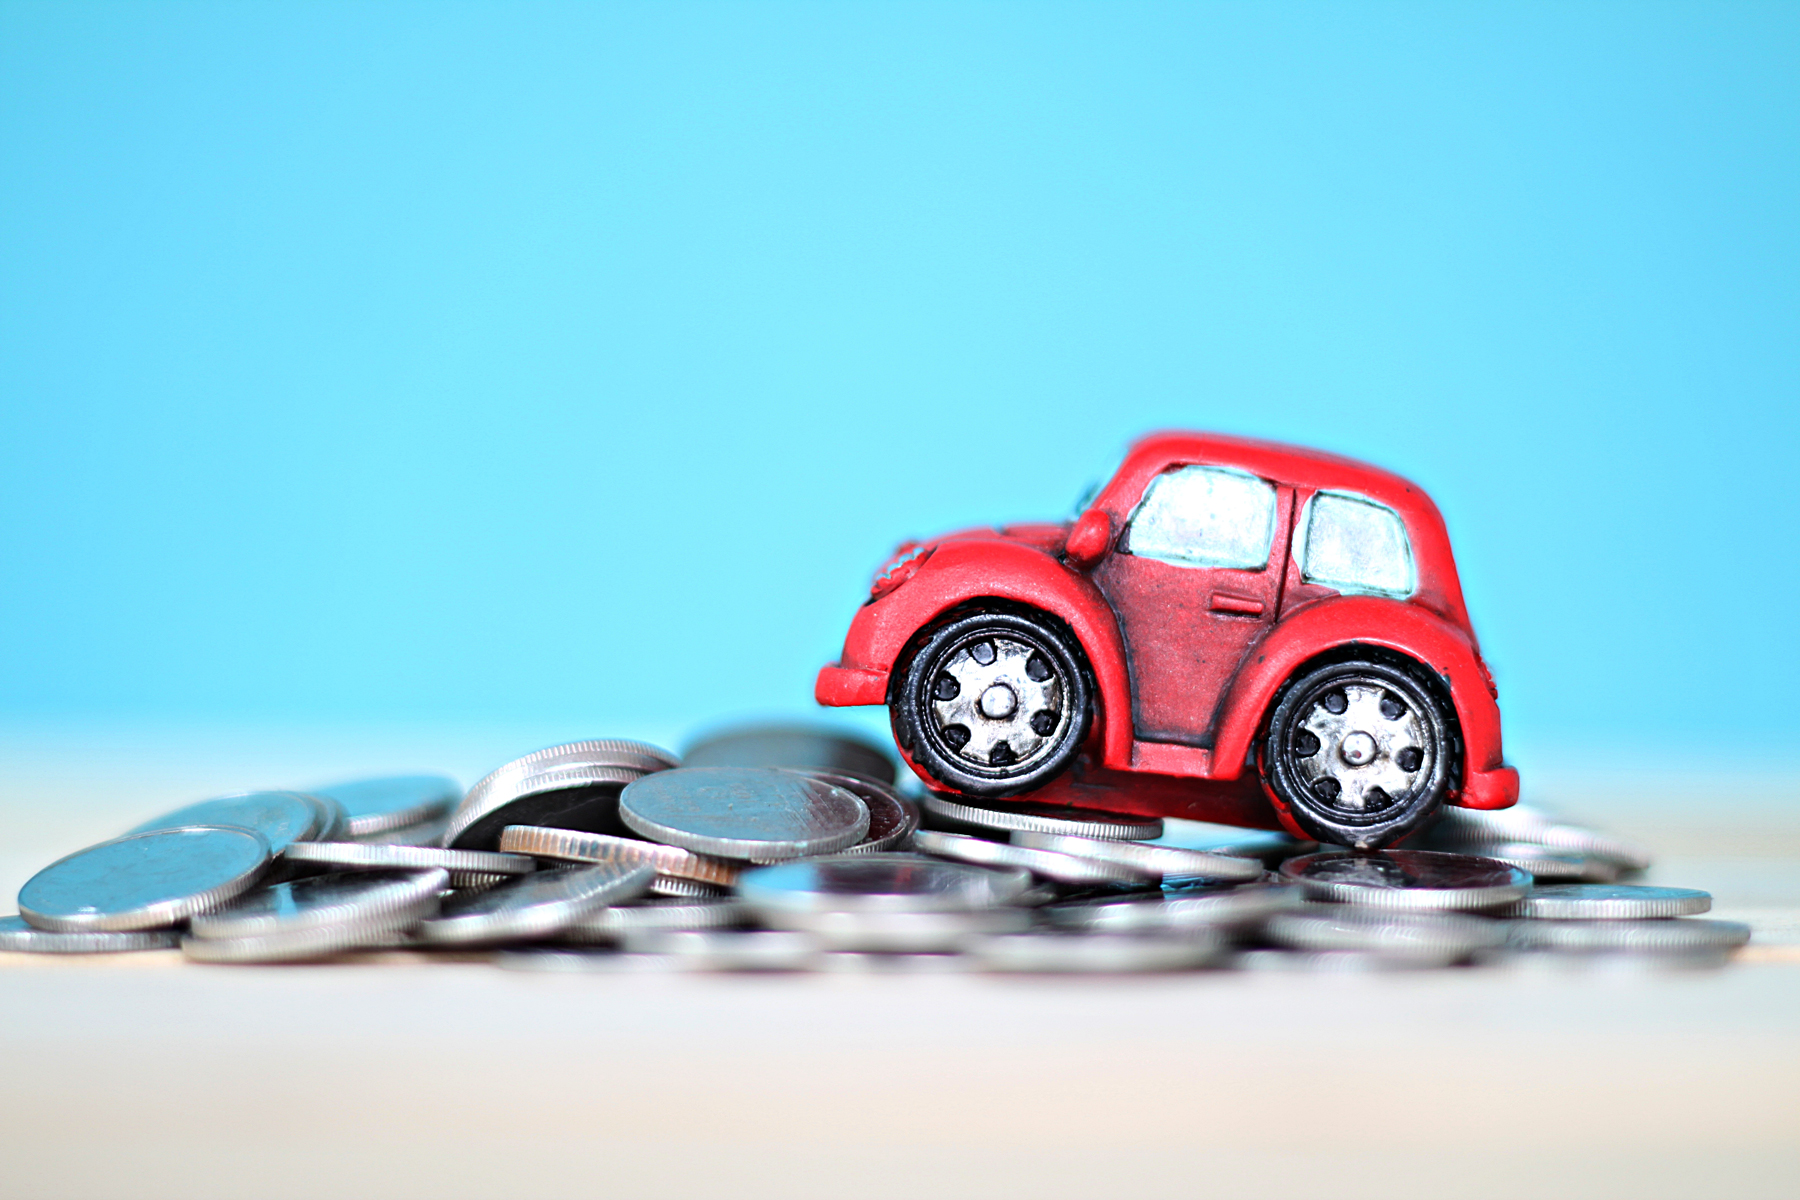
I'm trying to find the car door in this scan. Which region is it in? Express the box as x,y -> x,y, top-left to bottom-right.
1093,463 -> 1292,747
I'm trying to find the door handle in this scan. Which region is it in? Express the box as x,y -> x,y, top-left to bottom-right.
1209,590 -> 1265,616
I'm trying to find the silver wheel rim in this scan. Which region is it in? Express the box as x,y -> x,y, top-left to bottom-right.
1289,680 -> 1432,817
925,632 -> 1068,774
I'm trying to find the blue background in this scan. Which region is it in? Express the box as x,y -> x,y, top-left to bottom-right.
2,2 -> 1796,766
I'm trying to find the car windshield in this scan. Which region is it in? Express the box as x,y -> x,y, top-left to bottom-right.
1070,451 -> 1124,517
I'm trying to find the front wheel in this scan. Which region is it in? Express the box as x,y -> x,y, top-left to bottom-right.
892,610 -> 1092,798
1260,658 -> 1457,850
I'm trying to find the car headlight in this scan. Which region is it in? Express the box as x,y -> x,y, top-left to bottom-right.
870,543 -> 931,599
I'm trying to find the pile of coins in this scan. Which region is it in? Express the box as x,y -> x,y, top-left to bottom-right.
0,727 -> 1751,972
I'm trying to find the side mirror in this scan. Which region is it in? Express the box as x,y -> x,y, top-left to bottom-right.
1064,508 -> 1113,570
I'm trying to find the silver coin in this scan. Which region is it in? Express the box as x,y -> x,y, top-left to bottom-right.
648,875 -> 732,899
1265,907 -> 1504,962
913,828 -> 1143,885
620,929 -> 825,971
190,868 -> 450,940
681,724 -> 897,786
354,815 -> 452,846
1508,883 -> 1713,921
1011,830 -> 1265,882
1503,917 -> 1750,954
300,792 -> 350,842
559,900 -> 749,943
796,772 -> 919,854
282,841 -> 535,877
818,952 -> 972,974
1039,884 -> 1300,933
619,768 -> 869,861
777,907 -> 1030,952
1152,819 -> 1311,862
1476,842 -> 1621,883
313,775 -> 461,838
444,739 -> 677,851
1426,805 -> 1653,871
738,853 -> 1034,916
920,793 -> 1163,841
1280,850 -> 1530,911
130,791 -> 320,856
19,826 -> 271,932
497,825 -> 739,887
965,931 -> 1226,973
1231,948 -> 1438,973
0,914 -> 180,954
416,861 -> 655,944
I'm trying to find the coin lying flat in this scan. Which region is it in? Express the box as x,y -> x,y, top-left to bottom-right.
619,768 -> 869,861
1476,843 -> 1620,883
559,900 -> 749,943
1039,884 -> 1299,934
681,725 -> 897,786
282,841 -> 535,879
183,869 -> 448,962
796,772 -> 919,854
738,853 -> 1034,916
416,861 -> 655,944
1509,883 -> 1713,920
920,793 -> 1163,841
130,792 -> 322,856
1265,908 -> 1505,963
1424,805 -> 1653,871
444,740 -> 677,851
0,914 -> 181,954
965,931 -> 1226,973
497,826 -> 739,887
1504,917 -> 1750,954
913,829 -> 1144,885
20,826 -> 271,932
313,775 -> 461,839
1280,850 -> 1530,911
1012,830 -> 1265,882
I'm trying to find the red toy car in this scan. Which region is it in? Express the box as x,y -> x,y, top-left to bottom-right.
816,431 -> 1519,850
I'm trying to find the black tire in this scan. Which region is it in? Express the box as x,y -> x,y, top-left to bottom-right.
892,610 -> 1092,798
1260,657 -> 1457,850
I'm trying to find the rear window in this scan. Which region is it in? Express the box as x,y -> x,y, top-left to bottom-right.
1297,491 -> 1416,597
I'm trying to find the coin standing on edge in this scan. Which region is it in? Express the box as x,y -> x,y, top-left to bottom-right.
497,826 -> 739,887
20,826 -> 272,932
620,768 -> 869,861
920,793 -> 1163,841
1280,849 -> 1530,911
443,740 -> 678,852
0,915 -> 181,954
314,775 -> 462,839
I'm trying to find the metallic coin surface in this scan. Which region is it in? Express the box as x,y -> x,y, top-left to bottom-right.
314,775 -> 462,839
1476,842 -> 1621,883
965,931 -> 1226,973
1012,830 -> 1265,882
1265,907 -> 1504,961
497,825 -> 739,887
648,875 -> 732,899
444,739 -> 677,851
130,791 -> 320,856
559,900 -> 750,943
619,768 -> 869,860
681,724 -> 897,785
1509,883 -> 1713,920
1504,917 -> 1750,954
777,907 -> 1031,951
920,793 -> 1163,841
1040,884 -> 1300,933
0,914 -> 180,954
1280,849 -> 1530,911
189,868 -> 449,940
417,861 -> 655,944
20,826 -> 271,932
282,841 -> 535,877
1424,805 -> 1653,871
796,772 -> 919,854
1152,819 -> 1311,862
913,828 -> 1144,885
738,852 -> 1034,915
620,929 -> 825,971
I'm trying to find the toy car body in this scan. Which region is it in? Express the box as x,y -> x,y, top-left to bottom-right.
816,431 -> 1518,849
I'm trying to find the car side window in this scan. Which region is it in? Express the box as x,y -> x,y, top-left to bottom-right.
1297,491 -> 1416,597
1123,465 -> 1277,570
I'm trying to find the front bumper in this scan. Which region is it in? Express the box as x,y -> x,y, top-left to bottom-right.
815,664 -> 889,707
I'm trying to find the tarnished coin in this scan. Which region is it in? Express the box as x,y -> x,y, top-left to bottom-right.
1477,842 -> 1620,883
131,791 -> 321,855
920,793 -> 1163,841
965,931 -> 1226,973
1040,884 -> 1299,933
619,768 -> 869,861
0,915 -> 180,954
282,841 -> 536,878
1265,908 -> 1504,963
1509,883 -> 1713,921
444,739 -> 677,851
417,861 -> 655,944
619,929 -> 825,971
20,826 -> 271,932
1012,830 -> 1265,882
682,724 -> 897,786
1424,805 -> 1653,871
497,826 -> 739,887
779,907 -> 1031,952
913,828 -> 1144,885
1504,917 -> 1750,954
559,900 -> 749,943
1280,850 -> 1530,911
738,853 -> 1033,915
183,869 -> 449,962
796,772 -> 919,854
313,775 -> 461,839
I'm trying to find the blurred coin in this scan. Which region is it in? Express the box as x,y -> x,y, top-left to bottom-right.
20,826 -> 271,932
1232,948 -> 1438,973
1280,849 -> 1529,911
301,793 -> 350,842
1477,842 -> 1620,883
417,861 -> 655,945
559,900 -> 749,943
621,929 -> 824,971
965,931 -> 1225,973
738,853 -> 1033,916
1040,884 -> 1300,934
1152,818 -> 1311,863
920,793 -> 1162,841
819,952 -> 972,974
1425,805 -> 1652,871
1503,917 -> 1750,954
682,724 -> 897,786
796,772 -> 919,854
619,768 -> 869,860
354,815 -> 451,846
496,950 -> 684,974
913,828 -> 1144,885
313,775 -> 461,839
1265,908 -> 1503,963
1012,830 -> 1265,882
130,791 -> 321,856
0,915 -> 180,954
648,875 -> 732,899
183,869 -> 448,962
283,841 -> 535,878
498,825 -> 739,887
1509,883 -> 1712,920
780,907 -> 1030,952
444,739 -> 677,851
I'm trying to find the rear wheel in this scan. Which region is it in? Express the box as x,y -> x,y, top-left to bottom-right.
892,610 -> 1091,798
1260,658 -> 1456,850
